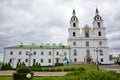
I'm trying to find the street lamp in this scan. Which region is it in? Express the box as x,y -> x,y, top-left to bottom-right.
94,47 -> 99,71
11,57 -> 15,68
26,49 -> 32,67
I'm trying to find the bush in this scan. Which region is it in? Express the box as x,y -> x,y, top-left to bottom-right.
38,68 -> 44,72
13,73 -> 33,80
17,67 -> 31,73
44,68 -> 49,72
50,68 -> 56,72
13,66 -> 33,80
63,68 -> 70,72
1,63 -> 12,70
56,68 -> 62,72
77,67 -> 86,72
69,68 -> 76,71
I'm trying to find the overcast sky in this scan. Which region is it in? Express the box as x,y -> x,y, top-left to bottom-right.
0,0 -> 120,56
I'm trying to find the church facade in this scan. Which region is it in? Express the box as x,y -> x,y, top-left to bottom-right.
68,8 -> 109,64
3,8 -> 109,68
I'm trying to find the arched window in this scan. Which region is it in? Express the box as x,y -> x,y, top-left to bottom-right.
85,28 -> 89,37
97,22 -> 100,27
73,32 -> 76,37
98,31 -> 101,36
101,58 -> 103,62
74,58 -> 77,62
73,23 -> 76,27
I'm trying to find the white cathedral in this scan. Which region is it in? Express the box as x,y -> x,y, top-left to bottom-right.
3,8 -> 110,68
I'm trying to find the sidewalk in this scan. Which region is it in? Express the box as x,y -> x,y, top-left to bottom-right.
0,71 -> 67,76
101,65 -> 120,73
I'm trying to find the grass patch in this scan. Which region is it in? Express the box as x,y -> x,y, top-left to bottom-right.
0,76 -> 12,80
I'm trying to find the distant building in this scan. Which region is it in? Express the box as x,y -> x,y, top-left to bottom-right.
3,8 -> 110,68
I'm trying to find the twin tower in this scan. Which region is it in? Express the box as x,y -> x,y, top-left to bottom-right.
68,8 -> 109,64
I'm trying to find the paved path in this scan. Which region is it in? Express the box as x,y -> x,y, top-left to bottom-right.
0,71 -> 67,76
101,65 -> 120,73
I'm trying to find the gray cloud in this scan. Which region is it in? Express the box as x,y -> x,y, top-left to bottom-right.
0,0 -> 120,56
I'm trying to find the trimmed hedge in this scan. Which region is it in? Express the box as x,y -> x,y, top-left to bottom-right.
44,68 -> 49,72
13,73 -> 33,80
17,67 -> 31,73
63,68 -> 70,71
50,68 -> 56,72
56,68 -> 62,72
13,67 -> 33,80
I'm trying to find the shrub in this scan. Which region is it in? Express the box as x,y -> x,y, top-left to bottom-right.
50,68 -> 56,72
13,72 -> 33,80
17,66 -> 31,73
44,68 -> 49,72
64,68 -> 70,72
69,68 -> 76,71
1,63 -> 12,70
77,67 -> 86,72
56,68 -> 62,72
13,66 -> 33,80
38,68 -> 43,72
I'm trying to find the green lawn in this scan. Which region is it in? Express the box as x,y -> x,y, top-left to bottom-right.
1,64 -> 119,80
0,76 -> 12,80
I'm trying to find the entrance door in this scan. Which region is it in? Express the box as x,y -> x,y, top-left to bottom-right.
56,58 -> 59,64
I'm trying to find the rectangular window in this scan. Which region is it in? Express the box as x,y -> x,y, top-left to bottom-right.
48,59 -> 51,63
73,42 -> 76,46
25,59 -> 28,62
10,51 -> 13,55
33,51 -> 36,55
19,51 -> 21,55
99,41 -> 102,46
86,42 -> 89,47
18,59 -> 21,62
33,59 -> 36,63
100,50 -> 103,56
9,59 -> 12,63
56,52 -> 59,55
41,59 -> 43,63
73,49 -> 77,56
49,52 -> 51,56
41,52 -> 44,55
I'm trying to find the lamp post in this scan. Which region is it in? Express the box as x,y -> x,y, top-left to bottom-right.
94,47 -> 99,71
26,49 -> 32,67
11,57 -> 15,68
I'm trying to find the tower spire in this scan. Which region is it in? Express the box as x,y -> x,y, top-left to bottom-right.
95,8 -> 99,15
72,9 -> 76,16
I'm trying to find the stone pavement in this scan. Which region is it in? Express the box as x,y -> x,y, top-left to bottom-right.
101,65 -> 120,73
0,71 -> 67,76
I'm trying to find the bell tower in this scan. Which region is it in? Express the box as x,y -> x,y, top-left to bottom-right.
68,9 -> 80,39
93,8 -> 106,38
